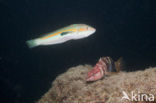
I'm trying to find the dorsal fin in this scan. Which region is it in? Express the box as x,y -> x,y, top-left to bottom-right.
115,57 -> 124,72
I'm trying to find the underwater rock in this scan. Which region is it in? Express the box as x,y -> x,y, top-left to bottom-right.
37,65 -> 156,103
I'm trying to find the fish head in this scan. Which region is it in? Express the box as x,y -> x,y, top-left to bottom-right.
78,24 -> 96,36
86,71 -> 102,82
72,24 -> 96,39
86,65 -> 104,82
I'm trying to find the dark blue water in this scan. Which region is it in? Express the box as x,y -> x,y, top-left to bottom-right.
0,0 -> 156,103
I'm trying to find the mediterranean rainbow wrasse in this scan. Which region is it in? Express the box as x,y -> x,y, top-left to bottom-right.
26,24 -> 96,48
86,57 -> 123,82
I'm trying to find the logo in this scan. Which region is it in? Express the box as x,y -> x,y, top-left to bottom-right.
121,91 -> 154,102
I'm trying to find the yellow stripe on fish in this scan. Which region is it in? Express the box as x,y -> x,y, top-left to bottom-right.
41,28 -> 77,40
26,24 -> 96,48
78,28 -> 87,32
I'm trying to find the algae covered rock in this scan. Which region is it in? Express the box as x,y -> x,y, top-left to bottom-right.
37,65 -> 156,103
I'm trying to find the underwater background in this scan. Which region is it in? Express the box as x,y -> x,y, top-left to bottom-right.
0,0 -> 156,103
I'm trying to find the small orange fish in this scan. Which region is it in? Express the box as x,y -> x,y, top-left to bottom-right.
86,57 -> 116,81
86,57 -> 123,82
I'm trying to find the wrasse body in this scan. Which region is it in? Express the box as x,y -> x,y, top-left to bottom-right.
26,24 -> 96,48
86,57 -> 117,82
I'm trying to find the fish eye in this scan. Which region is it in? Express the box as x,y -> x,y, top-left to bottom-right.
86,27 -> 89,30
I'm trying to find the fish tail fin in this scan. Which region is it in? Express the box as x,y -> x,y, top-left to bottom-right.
26,39 -> 40,48
115,57 -> 125,72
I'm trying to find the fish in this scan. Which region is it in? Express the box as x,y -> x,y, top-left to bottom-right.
26,24 -> 96,48
86,57 -> 120,82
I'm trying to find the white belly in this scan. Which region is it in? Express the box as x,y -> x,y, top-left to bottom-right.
40,36 -> 71,45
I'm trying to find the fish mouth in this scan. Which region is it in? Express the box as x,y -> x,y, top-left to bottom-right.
91,29 -> 96,35
89,26 -> 96,32
92,29 -> 96,33
91,27 -> 96,34
87,27 -> 96,35
86,75 -> 101,81
86,76 -> 93,82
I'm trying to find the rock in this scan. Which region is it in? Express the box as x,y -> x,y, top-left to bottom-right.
37,65 -> 156,103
